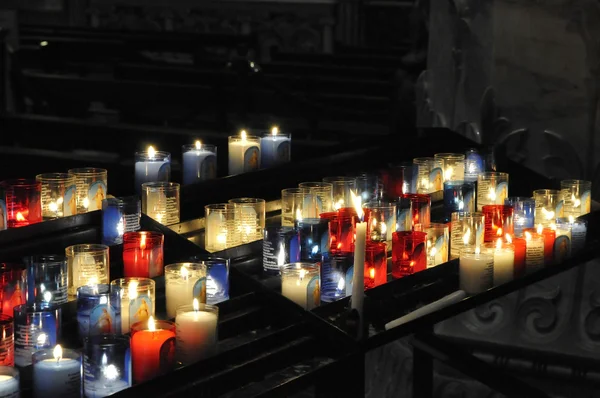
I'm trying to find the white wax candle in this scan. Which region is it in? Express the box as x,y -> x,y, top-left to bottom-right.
135,160 -> 169,193
260,134 -> 291,168
384,290 -> 466,330
459,249 -> 493,295
182,148 -> 216,185
281,271 -> 320,310
33,357 -> 81,397
0,375 -> 19,398
492,246 -> 514,286
351,221 -> 366,320
166,277 -> 200,319
175,310 -> 218,364
228,134 -> 260,175
84,379 -> 129,398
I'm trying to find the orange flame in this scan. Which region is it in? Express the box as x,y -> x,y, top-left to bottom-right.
497,227 -> 503,237
140,233 -> 147,250
16,212 -> 26,222
369,268 -> 375,280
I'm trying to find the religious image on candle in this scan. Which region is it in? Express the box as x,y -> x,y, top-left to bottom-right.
228,130 -> 261,175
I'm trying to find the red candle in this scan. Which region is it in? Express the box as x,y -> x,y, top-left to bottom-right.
380,166 -> 405,198
510,236 -> 527,278
482,205 -> 514,242
1,179 -> 42,228
123,231 -> 164,278
364,241 -> 386,289
334,207 -> 357,253
399,194 -> 431,231
391,231 -> 427,278
0,264 -> 26,317
523,225 -> 555,265
131,316 -> 176,383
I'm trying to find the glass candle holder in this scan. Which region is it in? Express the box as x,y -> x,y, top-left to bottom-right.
363,201 -> 396,244
504,197 -> 535,237
450,212 -> 485,259
0,264 -> 26,317
510,235 -> 526,279
434,153 -> 466,182
0,366 -> 19,396
123,231 -> 164,278
413,157 -> 444,193
560,179 -> 592,217
320,212 -> 338,251
297,218 -> 330,262
36,173 -> 77,220
424,223 -> 450,267
67,167 -> 108,213
298,182 -> 334,215
182,142 -> 217,185
443,181 -> 476,221
550,222 -> 572,264
380,163 -> 408,198
110,277 -> 155,335
205,204 -> 240,252
188,257 -> 230,305
229,198 -> 265,244
14,305 -> 61,367
353,172 -> 381,203
335,208 -> 358,253
134,149 -> 171,195
25,255 -> 68,308
459,247 -> 494,295
131,318 -> 176,383
477,172 -> 509,210
391,231 -> 427,279
102,196 -> 141,246
399,193 -> 431,231
281,188 -> 313,227
364,241 -> 386,289
322,176 -> 357,211
482,205 -> 514,243
66,244 -> 110,298
228,132 -> 261,175
33,345 -> 81,398
523,231 -> 545,274
1,179 -> 42,228
263,226 -> 300,274
142,182 -> 180,226
320,252 -> 354,302
524,226 -> 555,266
165,263 -> 207,319
83,335 -> 131,397
76,284 -> 118,339
281,263 -> 320,310
533,189 -> 561,226
557,216 -> 587,255
175,301 -> 219,365
484,241 -> 515,286
260,128 -> 291,168
0,316 -> 13,366
464,149 -> 483,182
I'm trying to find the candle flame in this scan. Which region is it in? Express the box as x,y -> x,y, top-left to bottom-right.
271,126 -> 279,136
101,353 -> 107,367
488,189 -> 496,201
536,224 -> 543,234
297,269 -> 306,285
103,364 -> 119,381
462,228 -> 471,245
37,333 -> 47,347
181,265 -> 189,279
505,233 -> 512,244
277,243 -> 285,266
195,140 -> 202,150
497,227 -> 503,237
458,200 -> 464,211
550,223 -> 557,231
193,298 -> 200,311
496,238 -> 502,250
475,246 -> 481,255
49,201 -> 58,213
569,215 -> 575,224
430,247 -> 438,258
541,207 -> 555,220
128,280 -> 139,300
241,130 -> 247,141
148,316 -> 156,331
16,212 -> 25,222
295,208 -> 303,223
572,194 -> 581,208
525,231 -> 532,241
444,166 -> 453,181
369,268 -> 375,280
83,197 -> 90,209
351,190 -> 363,221
140,233 -> 147,250
380,220 -> 387,235
53,345 -> 63,361
337,276 -> 345,291
147,145 -> 156,158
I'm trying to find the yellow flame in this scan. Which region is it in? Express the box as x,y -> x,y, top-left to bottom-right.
16,212 -> 25,222
53,345 -> 63,361
525,231 -> 532,241
430,247 -> 438,258
369,268 -> 375,279
380,221 -> 387,235
241,130 -> 247,141
148,316 -> 156,331
488,190 -> 496,201
295,208 -> 303,222
181,265 -> 189,279
128,280 -> 139,300
444,166 -> 453,181
496,238 -> 502,250
550,223 -> 557,231
193,298 -> 200,311
83,197 -> 90,209
572,194 -> 581,208
497,227 -> 503,237
351,190 -> 363,220
337,277 -> 345,291
271,126 -> 279,136
195,140 -> 202,150
462,228 -> 471,245
49,202 -> 58,213
277,243 -> 286,266
536,224 -> 543,234
140,233 -> 147,250
147,146 -> 156,158
569,215 -> 575,224
296,269 -> 307,285
475,246 -> 481,255
505,233 -> 512,244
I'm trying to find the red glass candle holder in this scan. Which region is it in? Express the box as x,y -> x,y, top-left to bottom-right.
131,318 -> 176,383
523,227 -> 555,265
512,237 -> 526,278
380,166 -> 405,199
335,207 -> 357,253
0,264 -> 26,317
399,194 -> 431,231
364,241 -> 387,289
392,231 -> 427,279
1,179 -> 42,228
123,231 -> 164,278
482,205 -> 514,242
0,315 -> 13,366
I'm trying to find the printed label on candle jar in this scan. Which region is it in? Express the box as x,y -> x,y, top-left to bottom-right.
130,295 -> 152,326
345,266 -> 353,297
200,155 -> 217,180
89,304 -> 115,335
429,167 -> 443,191
525,243 -> 544,273
0,199 -> 6,230
450,222 -> 463,258
157,163 -> 171,181
276,141 -> 291,162
193,277 -> 207,303
14,318 -> 56,366
0,334 -> 13,366
63,185 -> 77,217
238,207 -> 259,242
263,238 -> 284,272
553,235 -> 571,264
88,181 -> 107,212
495,182 -> 508,204
243,146 -> 260,172
124,212 -> 141,232
159,337 -> 176,375
306,276 -> 320,310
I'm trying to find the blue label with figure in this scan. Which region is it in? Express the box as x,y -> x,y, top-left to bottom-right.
244,146 -> 260,172
130,295 -> 152,326
429,167 -> 443,191
553,235 -> 571,264
555,200 -> 564,218
345,266 -> 353,297
64,185 -> 77,217
157,163 -> 171,181
193,277 -> 207,303
88,304 -> 115,336
276,141 -> 291,162
306,276 -> 320,310
88,180 -> 107,212
495,182 -> 508,204
0,199 -> 5,230
463,190 -> 475,212
201,155 -> 217,180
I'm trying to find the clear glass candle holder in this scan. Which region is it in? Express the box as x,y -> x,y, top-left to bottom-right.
229,198 -> 265,244
443,180 -> 476,221
505,197 -> 535,237
364,241 -> 387,289
205,203 -> 240,252
353,172 -> 381,203
560,179 -> 592,217
66,244 -> 110,298
477,172 -> 509,210
0,263 -> 26,317
110,277 -> 156,334
533,189 -> 561,226
130,318 -> 176,383
134,149 -> 171,195
297,218 -> 330,262
182,142 -> 217,185
298,182 -> 334,214
380,163 -> 411,198
464,149 -> 483,182
36,173 -> 77,220
434,153 -> 466,182
83,335 -> 131,397
459,247 -> 494,295
322,176 -> 357,210
188,256 -> 230,304
391,231 -> 427,278
1,179 -> 42,228
32,345 -> 81,398
165,263 -> 207,319
450,212 -> 484,259
398,193 -> 431,231
102,196 -> 141,246
413,157 -> 444,193
122,231 -> 164,278
0,366 -> 19,396
424,223 -> 449,267
482,205 -> 514,242
260,129 -> 291,168
320,212 -> 339,251
76,284 -> 118,339
281,188 -> 313,227
363,201 -> 396,244
263,226 -> 300,274
142,182 -> 180,226
281,263 -> 320,310
67,167 -> 108,213
0,316 -> 14,366
25,255 -> 68,308
175,302 -> 219,365
557,217 -> 587,255
228,133 -> 261,175
320,252 -> 353,302
14,305 -> 61,367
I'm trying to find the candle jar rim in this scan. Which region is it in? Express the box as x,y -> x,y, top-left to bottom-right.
556,216 -> 587,225
483,241 -> 514,250
322,176 -> 357,184
228,197 -> 266,205
182,143 -> 217,152
104,195 -> 139,206
533,189 -> 560,196
319,211 -> 338,220
110,277 -> 155,290
393,230 -> 427,240
363,200 -> 396,210
459,247 -> 493,256
280,262 -> 320,275
123,231 -> 164,243
424,222 -> 449,230
478,172 -> 509,179
443,180 -> 474,187
24,254 -> 66,264
434,153 -> 466,160
412,157 -> 435,164
282,187 -> 310,195
0,366 -> 18,378
298,181 -> 333,189
261,131 -> 291,138
297,218 -> 328,226
176,302 -> 219,316
482,204 -> 514,212
141,181 -> 180,191
400,193 -> 431,202
35,173 -> 75,182
164,262 -> 207,275
32,346 -> 80,362
68,167 -> 108,177
14,303 -> 60,313
83,333 -> 130,347
0,314 -> 12,324
77,283 -> 111,297
451,211 -> 484,219
134,150 -> 171,160
204,203 -> 235,213
505,196 -> 535,203
0,178 -> 41,189
560,179 -> 591,187
187,256 -> 230,265
366,241 -> 386,252
66,243 -> 109,256
131,318 -> 175,332
228,134 -> 260,141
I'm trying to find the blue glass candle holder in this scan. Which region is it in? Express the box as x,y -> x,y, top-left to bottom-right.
297,218 -> 330,262
353,172 -> 381,203
83,335 -> 132,397
263,226 -> 300,274
260,128 -> 291,168
134,149 -> 171,195
14,304 -> 61,367
182,142 -> 217,185
505,197 -> 535,237
443,181 -> 476,221
464,149 -> 483,182
320,252 -> 354,303
77,284 -> 118,340
102,196 -> 141,246
25,255 -> 68,308
188,256 -> 230,304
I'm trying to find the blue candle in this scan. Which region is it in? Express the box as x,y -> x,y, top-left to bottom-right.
505,197 -> 535,237
320,252 -> 354,303
134,146 -> 171,194
465,149 -> 483,182
443,181 -> 475,221
76,284 -> 118,340
262,226 -> 300,274
182,142 -> 217,185
297,218 -> 330,261
102,196 -> 141,246
260,127 -> 291,168
14,305 -> 61,367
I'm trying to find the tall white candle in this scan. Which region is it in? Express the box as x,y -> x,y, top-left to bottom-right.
459,247 -> 494,295
0,374 -> 19,398
487,239 -> 514,286
33,345 -> 81,398
228,131 -> 260,175
351,191 -> 366,333
175,299 -> 218,365
524,231 -> 544,274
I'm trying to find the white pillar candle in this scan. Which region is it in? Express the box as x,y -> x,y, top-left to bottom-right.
175,299 -> 218,365
459,247 -> 494,295
228,131 -> 260,175
0,373 -> 19,398
524,231 -> 545,274
351,191 -> 366,334
33,345 -> 81,398
165,264 -> 206,319
486,239 -> 514,286
281,263 -> 320,310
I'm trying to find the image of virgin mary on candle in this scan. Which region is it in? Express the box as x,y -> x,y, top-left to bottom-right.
133,298 -> 150,323
93,307 -> 114,334
64,185 -> 77,217
244,147 -> 260,171
88,182 -> 106,212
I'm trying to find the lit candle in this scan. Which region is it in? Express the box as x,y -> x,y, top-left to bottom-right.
84,355 -> 130,397
134,146 -> 171,195
260,126 -> 291,168
122,232 -> 164,278
486,238 -> 514,286
228,130 -> 261,175
459,246 -> 494,295
182,141 -> 217,185
0,367 -> 19,398
131,316 -> 176,383
549,222 -> 572,264
165,263 -> 207,319
32,345 -> 81,397
524,231 -> 544,274
112,278 -> 155,335
350,191 -> 366,333
281,263 -> 320,310
175,299 -> 218,365
558,216 -> 587,255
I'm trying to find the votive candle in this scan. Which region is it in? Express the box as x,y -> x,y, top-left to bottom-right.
175,300 -> 218,365
228,131 -> 260,175
130,317 -> 176,383
182,141 -> 217,185
134,146 -> 171,195
281,263 -> 321,310
123,231 -> 164,278
165,263 -> 207,319
459,247 -> 494,295
32,345 -> 81,398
